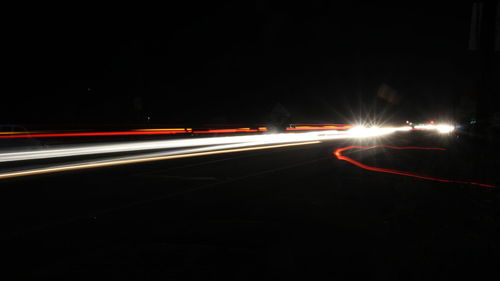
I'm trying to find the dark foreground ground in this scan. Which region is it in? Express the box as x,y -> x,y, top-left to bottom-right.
1,131 -> 499,280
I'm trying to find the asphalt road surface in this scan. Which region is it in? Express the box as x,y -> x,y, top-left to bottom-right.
2,131 -> 499,280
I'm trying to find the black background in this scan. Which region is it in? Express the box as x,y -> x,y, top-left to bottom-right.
3,2 -> 487,125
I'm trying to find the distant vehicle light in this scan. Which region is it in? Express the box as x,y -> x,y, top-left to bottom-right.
436,124 -> 454,133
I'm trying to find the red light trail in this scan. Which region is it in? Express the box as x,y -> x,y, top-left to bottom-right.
0,127 -> 269,138
0,130 -> 192,138
286,124 -> 352,131
0,124 -> 356,138
192,128 -> 263,134
334,145 -> 496,188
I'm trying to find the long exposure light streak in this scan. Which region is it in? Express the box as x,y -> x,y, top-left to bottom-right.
0,130 -> 192,138
0,123 -> 453,139
286,124 -> 352,131
0,125 -> 440,163
0,129 -> 367,163
0,141 -> 320,179
0,124 -> 459,179
193,128 -> 260,134
334,145 -> 496,188
0,127 -> 270,139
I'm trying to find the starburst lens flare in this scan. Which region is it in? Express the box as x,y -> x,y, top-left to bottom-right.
347,125 -> 411,138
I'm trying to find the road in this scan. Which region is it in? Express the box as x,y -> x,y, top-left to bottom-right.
1,131 -> 499,280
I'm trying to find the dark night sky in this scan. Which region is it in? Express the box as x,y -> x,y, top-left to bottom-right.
4,2 -> 480,125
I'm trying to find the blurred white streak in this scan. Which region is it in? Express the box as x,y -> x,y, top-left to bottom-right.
0,141 -> 320,179
0,125 -> 450,164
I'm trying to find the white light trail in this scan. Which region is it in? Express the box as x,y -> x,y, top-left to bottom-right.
0,129 -> 357,163
0,123 -> 456,179
0,125 -> 453,164
0,141 -> 320,179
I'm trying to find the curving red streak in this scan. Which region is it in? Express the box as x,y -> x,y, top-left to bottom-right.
334,145 -> 496,188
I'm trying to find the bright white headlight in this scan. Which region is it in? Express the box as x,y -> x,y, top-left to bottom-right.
436,124 -> 454,133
